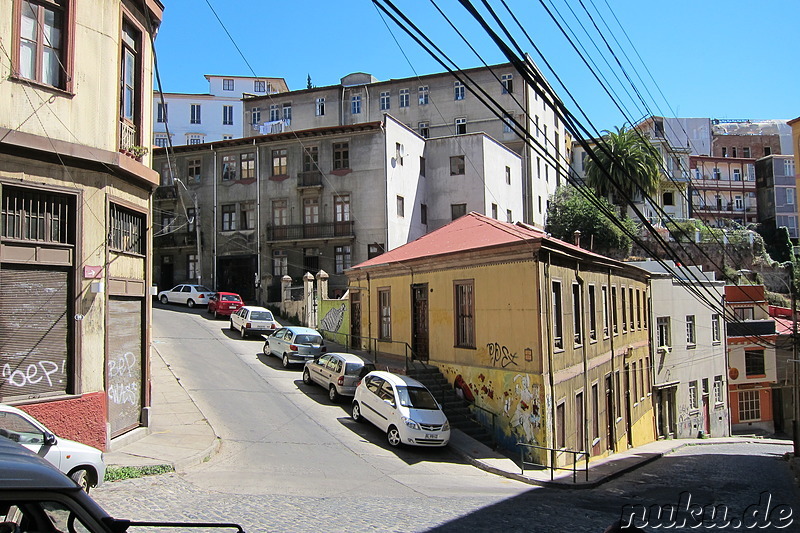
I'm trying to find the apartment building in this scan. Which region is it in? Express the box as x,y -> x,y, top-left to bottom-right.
0,0 -> 162,449
153,75 -> 288,147
756,155 -> 798,241
689,155 -> 758,227
151,114 -> 522,303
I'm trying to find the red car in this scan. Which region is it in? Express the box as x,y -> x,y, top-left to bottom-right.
207,292 -> 244,318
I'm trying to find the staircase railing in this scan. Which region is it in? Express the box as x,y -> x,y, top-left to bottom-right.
516,443 -> 589,483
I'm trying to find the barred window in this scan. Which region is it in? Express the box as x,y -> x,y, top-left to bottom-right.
454,280 -> 475,348
2,187 -> 72,245
109,203 -> 144,254
738,390 -> 760,422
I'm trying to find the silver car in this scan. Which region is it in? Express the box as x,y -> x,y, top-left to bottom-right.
264,326 -> 326,368
303,353 -> 376,402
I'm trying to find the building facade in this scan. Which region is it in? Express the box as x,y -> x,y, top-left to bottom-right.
153,75 -> 288,147
755,154 -> 798,241
688,155 -> 758,227
346,213 -> 656,465
151,114 -> 522,303
630,260 -> 730,438
0,0 -> 162,449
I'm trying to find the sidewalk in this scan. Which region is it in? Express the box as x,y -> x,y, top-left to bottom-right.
105,344 -> 790,487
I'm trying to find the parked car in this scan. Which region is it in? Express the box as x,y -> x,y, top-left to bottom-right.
303,353 -> 376,402
264,326 -> 326,368
230,306 -> 279,338
352,371 -> 450,448
0,437 -> 245,533
0,404 -> 105,493
157,284 -> 213,308
208,291 -> 244,318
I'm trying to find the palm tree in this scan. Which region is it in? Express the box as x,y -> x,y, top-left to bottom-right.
584,126 -> 660,211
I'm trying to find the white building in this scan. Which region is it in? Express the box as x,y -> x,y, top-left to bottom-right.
152,75 -> 288,147
629,260 -> 730,438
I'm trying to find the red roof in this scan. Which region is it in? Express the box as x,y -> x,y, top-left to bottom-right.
351,212 -> 610,270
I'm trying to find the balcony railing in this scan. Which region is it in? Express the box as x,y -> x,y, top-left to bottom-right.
297,171 -> 324,187
266,221 -> 354,241
119,120 -> 137,152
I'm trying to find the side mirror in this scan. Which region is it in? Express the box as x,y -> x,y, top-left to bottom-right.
43,432 -> 57,446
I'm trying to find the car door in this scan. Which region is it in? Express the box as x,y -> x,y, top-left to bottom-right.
231,308 -> 245,330
268,328 -> 287,356
0,410 -> 61,471
374,381 -> 397,432
178,285 -> 193,304
360,375 -> 386,426
325,356 -> 342,388
310,354 -> 331,386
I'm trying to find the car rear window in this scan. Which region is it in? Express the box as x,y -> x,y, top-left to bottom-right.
221,294 -> 241,302
250,311 -> 274,321
295,334 -> 322,345
196,286 -> 212,292
396,386 -> 439,410
346,362 -> 375,377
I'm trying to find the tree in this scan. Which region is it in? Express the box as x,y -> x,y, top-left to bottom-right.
307,74 -> 313,90
545,185 -> 637,259
584,126 -> 660,212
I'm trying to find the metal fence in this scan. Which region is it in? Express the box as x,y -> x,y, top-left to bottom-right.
517,442 -> 589,483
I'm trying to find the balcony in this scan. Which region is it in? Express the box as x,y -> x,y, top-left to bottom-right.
154,184 -> 178,200
119,120 -> 137,152
266,221 -> 354,242
297,171 -> 324,188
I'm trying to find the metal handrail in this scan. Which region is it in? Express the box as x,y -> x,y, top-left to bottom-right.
516,442 -> 589,483
318,329 -> 425,373
469,403 -> 497,448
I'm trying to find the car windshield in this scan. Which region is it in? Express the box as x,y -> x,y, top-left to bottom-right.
346,362 -> 375,377
396,386 -> 439,410
295,334 -> 322,345
250,311 -> 274,321
221,294 -> 241,302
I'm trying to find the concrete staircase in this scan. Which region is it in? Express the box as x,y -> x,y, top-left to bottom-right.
406,361 -> 496,450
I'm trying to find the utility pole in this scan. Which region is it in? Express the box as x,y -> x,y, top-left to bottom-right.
791,263 -> 799,457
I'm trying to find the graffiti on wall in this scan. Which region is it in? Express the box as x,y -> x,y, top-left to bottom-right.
487,342 -> 519,368
320,303 -> 346,333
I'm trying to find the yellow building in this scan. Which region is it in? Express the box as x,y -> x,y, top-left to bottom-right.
346,212 -> 656,466
0,0 -> 162,451
790,117 -> 800,220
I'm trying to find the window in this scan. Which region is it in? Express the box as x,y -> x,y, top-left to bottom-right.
503,113 -> 513,133
787,188 -> 796,206
418,85 -> 429,105
631,362 -> 638,401
418,122 -> 429,139
252,107 -> 261,124
351,95 -> 362,114
732,147 -> 737,157
333,142 -> 349,170
505,166 -> 511,185
721,147 -> 727,158
635,290 -> 641,329
190,104 -> 201,124
157,103 -> 168,123
315,97 -> 325,116
270,104 -> 279,121
743,147 -> 751,158
221,204 -> 236,231
712,167 -> 721,179
188,134 -> 203,145
454,280 -> 475,348
591,383 -> 599,441
108,203 -> 143,254
734,307 -> 755,320
240,152 -> 255,179
712,314 -> 721,343
688,381 -> 698,410
399,88 -> 409,108
556,401 -> 565,449
272,149 -> 287,176
303,146 -> 319,172
240,202 -> 255,230
273,250 -> 287,276
303,247 -> 320,273
576,391 -> 584,451
420,157 -> 426,177
552,281 -> 563,350
304,197 -> 319,224
221,154 -> 237,181
734,195 -> 743,209
501,73 -> 513,93
186,159 -> 202,181
254,80 -> 266,93
334,194 -> 350,222
733,168 -> 741,181
745,350 -> 765,377
16,0 -> 70,89
220,78 -> 234,91
454,81 -> 465,100
506,209 -> 512,223
686,315 -> 696,345
451,203 -> 466,220
491,203 -> 498,219
335,245 -> 351,274
621,288 -> 627,333
272,199 -> 288,226
223,105 -> 234,125
764,146 -> 772,156
656,317 -> 671,347
420,203 -> 427,225
450,155 -> 465,175
396,196 -> 404,217
611,287 -> 618,334
186,207 -> 196,233
379,289 -> 391,340
153,135 -> 168,148
785,159 -> 796,176
368,243 -> 385,259
588,285 -> 597,342
663,191 -> 674,206
739,390 -> 760,421
282,103 -> 292,122
601,286 -> 609,337
573,283 -> 582,346
380,91 -> 390,110
628,288 -> 634,331
713,375 -> 724,404
455,117 -> 467,135
187,253 -> 198,280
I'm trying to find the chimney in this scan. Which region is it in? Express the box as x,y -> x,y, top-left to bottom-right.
573,230 -> 581,248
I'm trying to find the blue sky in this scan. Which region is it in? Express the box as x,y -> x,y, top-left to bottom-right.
153,0 -> 799,134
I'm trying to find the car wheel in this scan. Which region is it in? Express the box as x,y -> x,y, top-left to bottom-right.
282,354 -> 290,368
386,425 -> 402,447
160,295 -> 168,304
352,402 -> 363,423
187,299 -> 195,308
240,326 -> 247,339
214,310 -> 219,319
328,385 -> 340,403
263,341 -> 270,355
70,469 -> 91,493
302,368 -> 313,385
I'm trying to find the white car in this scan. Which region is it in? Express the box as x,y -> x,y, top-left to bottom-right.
0,404 -> 106,492
157,284 -> 213,308
230,306 -> 280,338
352,371 -> 450,448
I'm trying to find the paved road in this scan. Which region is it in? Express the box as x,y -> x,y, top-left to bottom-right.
92,306 -> 800,532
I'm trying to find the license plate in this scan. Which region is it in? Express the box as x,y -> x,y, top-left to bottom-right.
425,433 -> 437,439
